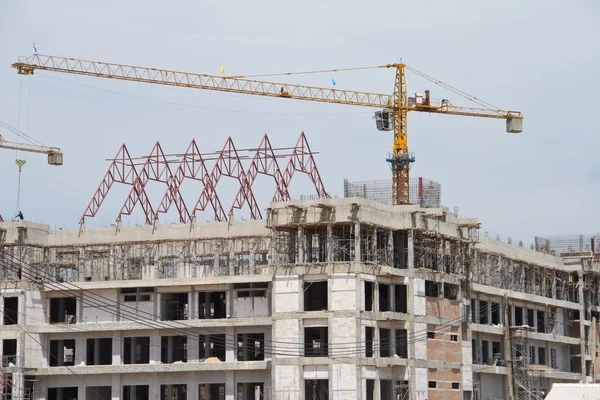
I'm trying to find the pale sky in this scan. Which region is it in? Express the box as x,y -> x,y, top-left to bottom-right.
0,0 -> 598,245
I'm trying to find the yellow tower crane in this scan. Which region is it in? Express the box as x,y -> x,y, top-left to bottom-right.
12,55 -> 522,204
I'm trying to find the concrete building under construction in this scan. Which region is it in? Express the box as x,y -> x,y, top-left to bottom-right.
1,196 -> 599,400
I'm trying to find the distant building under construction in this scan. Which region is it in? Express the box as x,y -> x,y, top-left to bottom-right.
0,197 -> 599,400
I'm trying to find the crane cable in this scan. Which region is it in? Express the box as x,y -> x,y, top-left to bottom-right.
229,63 -> 500,111
227,64 -> 388,79
404,65 -> 499,110
14,75 -> 25,218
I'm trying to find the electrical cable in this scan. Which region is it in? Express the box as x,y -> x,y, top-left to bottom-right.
1,250 -> 511,358
0,308 -> 110,400
1,252 -> 471,357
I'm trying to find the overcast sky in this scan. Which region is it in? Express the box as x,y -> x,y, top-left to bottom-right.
0,0 -> 598,244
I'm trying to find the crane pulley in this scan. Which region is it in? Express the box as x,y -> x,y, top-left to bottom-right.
12,54 -> 522,204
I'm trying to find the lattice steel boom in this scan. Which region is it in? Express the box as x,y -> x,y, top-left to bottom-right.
12,54 -> 523,204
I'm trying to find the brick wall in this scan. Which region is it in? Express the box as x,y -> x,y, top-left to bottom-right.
427,367 -> 462,400
426,297 -> 461,320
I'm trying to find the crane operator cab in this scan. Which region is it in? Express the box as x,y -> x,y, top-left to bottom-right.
374,110 -> 393,131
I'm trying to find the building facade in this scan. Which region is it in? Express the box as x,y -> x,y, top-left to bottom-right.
0,198 -> 599,400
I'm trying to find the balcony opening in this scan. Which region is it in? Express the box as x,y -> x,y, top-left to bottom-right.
160,384 -> 187,400
199,384 -> 225,400
481,340 -> 489,365
161,293 -> 188,321
380,380 -> 393,400
306,227 -> 327,263
49,339 -> 75,367
394,285 -> 407,313
161,335 -> 187,364
237,333 -> 265,361
472,340 -> 478,364
365,327 -> 374,357
538,347 -> 546,365
49,297 -> 76,324
366,379 -> 375,400
86,386 -> 111,400
86,338 -> 112,365
200,334 -> 225,361
236,383 -> 265,400
3,297 -> 18,325
443,283 -> 458,300
491,303 -> 500,325
123,336 -> 150,364
304,281 -> 328,311
393,231 -> 408,269
123,385 -> 149,400
305,379 -> 328,400
425,281 -> 439,297
379,328 -> 391,357
332,224 -> 354,262
551,348 -> 557,369
514,306 -> 523,326
2,339 -> 17,367
365,281 -> 374,311
537,311 -> 545,333
199,292 -> 226,319
492,341 -> 502,363
48,387 -> 78,400
395,329 -> 408,358
304,327 -> 328,357
379,284 -> 390,312
479,301 -> 488,324
527,309 -> 535,327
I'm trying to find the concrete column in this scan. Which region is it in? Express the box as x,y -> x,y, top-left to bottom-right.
388,230 -> 394,267
326,224 -> 333,263
154,292 -> 161,322
189,290 -> 195,320
407,230 -> 414,270
188,334 -> 199,363
112,331 -> 122,365
75,337 -> 86,365
298,227 -> 305,263
226,326 -> 235,362
355,223 -> 361,262
110,374 -> 123,400
150,380 -> 160,400
187,382 -> 198,400
150,333 -> 161,364
225,370 -> 236,400
229,239 -> 236,276
374,283 -> 380,312
78,382 -> 86,400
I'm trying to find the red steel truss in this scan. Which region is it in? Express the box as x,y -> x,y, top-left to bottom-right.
80,132 -> 329,224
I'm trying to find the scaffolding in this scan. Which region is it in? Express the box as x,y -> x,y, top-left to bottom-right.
343,177 -> 441,208
511,326 -> 546,400
534,233 -> 600,255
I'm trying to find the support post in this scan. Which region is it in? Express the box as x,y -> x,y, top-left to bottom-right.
593,316 -> 597,382
504,295 -> 514,400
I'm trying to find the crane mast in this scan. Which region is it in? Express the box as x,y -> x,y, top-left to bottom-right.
12,54 -> 523,204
